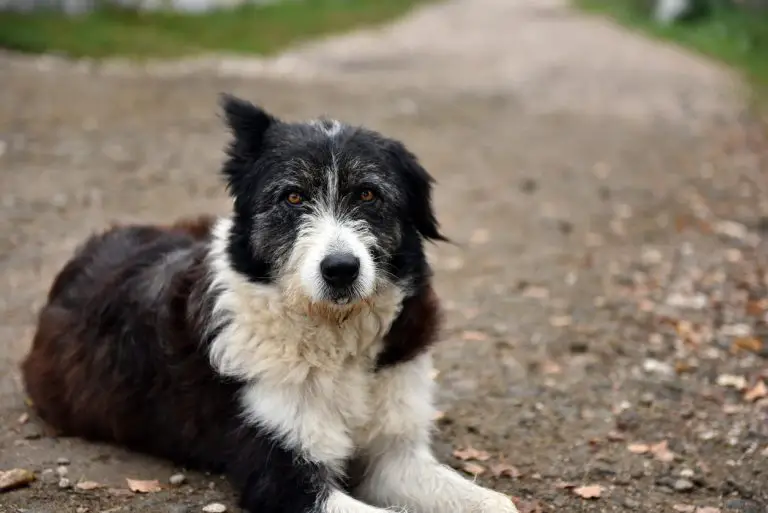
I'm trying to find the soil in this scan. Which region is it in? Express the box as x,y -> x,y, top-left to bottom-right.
1,0 -> 767,512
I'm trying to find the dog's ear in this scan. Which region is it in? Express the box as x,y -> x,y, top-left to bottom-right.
387,140 -> 447,242
219,94 -> 278,191
220,93 -> 277,157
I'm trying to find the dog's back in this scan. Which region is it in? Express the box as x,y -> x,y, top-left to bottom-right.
21,216 -> 231,466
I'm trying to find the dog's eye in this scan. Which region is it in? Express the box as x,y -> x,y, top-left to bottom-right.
359,189 -> 375,202
286,192 -> 304,206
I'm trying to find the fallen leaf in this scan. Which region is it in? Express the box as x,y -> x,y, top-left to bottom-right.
732,336 -> 762,354
511,497 -> 543,513
573,484 -> 603,499
716,374 -> 748,390
541,360 -> 562,375
650,440 -> 675,463
0,468 -> 35,492
460,462 -> 486,476
746,299 -> 768,316
489,462 -> 521,479
522,285 -> 549,300
627,443 -> 650,454
673,505 -> 695,513
453,446 -> 491,461
126,478 -> 161,493
76,481 -> 103,491
469,228 -> 490,245
744,380 -> 767,402
549,315 -> 572,328
461,330 -> 489,342
675,361 -> 694,374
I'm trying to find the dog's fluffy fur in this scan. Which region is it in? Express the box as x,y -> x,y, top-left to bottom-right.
22,96 -> 518,513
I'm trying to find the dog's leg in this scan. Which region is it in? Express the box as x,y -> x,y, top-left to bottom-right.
228,380 -> 399,513
355,354 -> 519,513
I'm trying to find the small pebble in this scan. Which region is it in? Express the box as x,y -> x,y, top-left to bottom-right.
56,466 -> 68,477
674,479 -> 695,492
169,473 -> 186,486
57,457 -> 70,466
76,507 -> 88,513
679,468 -> 694,478
202,504 -> 227,513
639,393 -> 655,406
58,477 -> 71,489
624,498 -> 640,509
167,506 -> 190,513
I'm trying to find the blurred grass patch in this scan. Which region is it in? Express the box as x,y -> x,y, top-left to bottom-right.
0,0 -> 435,59
575,0 -> 768,105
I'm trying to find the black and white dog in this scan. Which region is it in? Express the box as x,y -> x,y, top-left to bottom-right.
22,96 -> 518,513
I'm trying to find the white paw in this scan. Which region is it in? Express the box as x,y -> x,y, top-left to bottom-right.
471,489 -> 519,513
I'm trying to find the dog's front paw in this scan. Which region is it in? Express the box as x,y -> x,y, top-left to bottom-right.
471,489 -> 519,513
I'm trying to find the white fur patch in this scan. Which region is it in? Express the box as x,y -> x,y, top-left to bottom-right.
323,489 -> 403,513
207,218 -> 403,474
355,355 -> 519,513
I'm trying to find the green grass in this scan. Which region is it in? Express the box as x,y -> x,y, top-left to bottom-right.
575,0 -> 768,103
0,0 -> 435,59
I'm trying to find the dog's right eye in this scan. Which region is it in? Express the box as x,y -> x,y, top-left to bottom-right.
285,192 -> 304,206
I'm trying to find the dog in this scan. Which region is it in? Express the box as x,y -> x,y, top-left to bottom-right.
22,95 -> 519,513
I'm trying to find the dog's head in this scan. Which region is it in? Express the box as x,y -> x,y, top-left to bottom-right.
219,95 -> 445,310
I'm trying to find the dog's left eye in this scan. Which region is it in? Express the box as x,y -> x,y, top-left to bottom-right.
359,189 -> 375,202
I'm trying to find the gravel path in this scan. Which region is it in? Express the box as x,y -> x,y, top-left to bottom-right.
1,0 -> 767,512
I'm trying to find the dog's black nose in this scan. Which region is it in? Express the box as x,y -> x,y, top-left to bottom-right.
320,253 -> 360,288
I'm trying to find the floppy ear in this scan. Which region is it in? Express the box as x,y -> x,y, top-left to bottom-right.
219,94 -> 278,189
388,141 -> 447,242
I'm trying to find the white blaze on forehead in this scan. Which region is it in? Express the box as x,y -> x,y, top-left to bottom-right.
310,118 -> 344,138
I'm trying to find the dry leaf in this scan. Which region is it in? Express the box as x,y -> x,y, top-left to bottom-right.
453,446 -> 491,461
542,360 -> 562,375
76,481 -> 103,491
512,497 -> 543,513
673,505 -> 695,513
746,300 -> 767,316
744,380 -> 767,402
650,440 -> 675,462
573,484 -> 603,499
460,462 -> 486,476
489,463 -> 521,479
126,478 -> 161,493
522,285 -> 549,300
627,443 -> 650,454
549,315 -> 572,328
0,468 -> 35,491
732,336 -> 762,354
716,374 -> 748,390
607,431 -> 626,442
461,331 -> 489,342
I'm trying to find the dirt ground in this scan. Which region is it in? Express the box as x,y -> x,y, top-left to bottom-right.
1,0 -> 767,512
